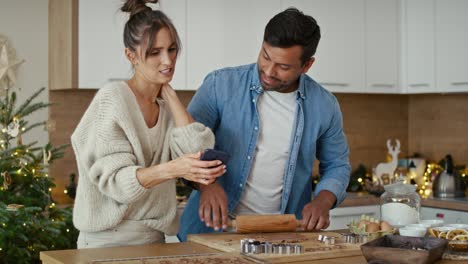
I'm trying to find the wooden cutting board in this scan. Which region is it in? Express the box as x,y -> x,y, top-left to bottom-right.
90,253 -> 266,264
188,231 -> 363,263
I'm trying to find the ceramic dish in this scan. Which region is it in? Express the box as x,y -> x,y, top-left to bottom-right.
361,235 -> 448,264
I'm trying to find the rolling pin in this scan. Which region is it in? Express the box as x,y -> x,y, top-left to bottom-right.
229,214 -> 302,233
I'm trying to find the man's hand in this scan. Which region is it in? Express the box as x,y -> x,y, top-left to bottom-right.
301,190 -> 336,230
198,182 -> 228,231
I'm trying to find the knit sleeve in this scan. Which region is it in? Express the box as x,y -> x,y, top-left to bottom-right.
168,122 -> 215,158
71,90 -> 148,204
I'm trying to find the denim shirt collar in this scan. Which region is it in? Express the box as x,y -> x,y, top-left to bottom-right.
250,63 -> 307,100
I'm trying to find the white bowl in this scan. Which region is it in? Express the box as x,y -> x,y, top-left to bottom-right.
420,219 -> 444,227
407,223 -> 431,229
399,227 -> 427,237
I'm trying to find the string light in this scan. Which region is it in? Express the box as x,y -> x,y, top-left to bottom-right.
357,178 -> 363,183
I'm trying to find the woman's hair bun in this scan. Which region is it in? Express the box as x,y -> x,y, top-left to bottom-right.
121,0 -> 159,17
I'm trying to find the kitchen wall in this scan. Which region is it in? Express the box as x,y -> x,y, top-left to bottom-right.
49,90 -> 468,204
408,94 -> 468,164
0,0 -> 49,146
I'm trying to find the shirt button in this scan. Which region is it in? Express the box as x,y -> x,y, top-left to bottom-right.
252,99 -> 256,103
239,183 -> 243,187
254,126 -> 258,130
247,156 -> 251,160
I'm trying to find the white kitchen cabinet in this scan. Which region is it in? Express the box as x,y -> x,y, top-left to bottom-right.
78,0 -> 129,89
402,0 -> 436,93
159,0 -> 187,90
50,0 -> 187,90
435,0 -> 468,93
327,205 -> 380,230
186,0 -> 281,90
421,207 -> 468,224
78,0 -> 187,89
282,0 -> 366,93
365,0 -> 401,93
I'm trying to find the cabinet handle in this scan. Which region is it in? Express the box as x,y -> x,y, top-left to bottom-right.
408,83 -> 429,87
321,82 -> 349,87
451,82 -> 468,86
371,84 -> 394,88
108,78 -> 127,82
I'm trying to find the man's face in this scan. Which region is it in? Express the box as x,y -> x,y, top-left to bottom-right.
257,42 -> 314,93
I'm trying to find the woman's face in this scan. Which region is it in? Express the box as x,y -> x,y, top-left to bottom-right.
132,27 -> 178,84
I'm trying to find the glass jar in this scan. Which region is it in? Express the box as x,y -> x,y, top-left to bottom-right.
380,181 -> 421,227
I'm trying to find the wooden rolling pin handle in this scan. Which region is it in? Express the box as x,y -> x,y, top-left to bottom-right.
232,214 -> 302,233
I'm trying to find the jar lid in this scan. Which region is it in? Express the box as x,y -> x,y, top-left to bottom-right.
383,181 -> 416,194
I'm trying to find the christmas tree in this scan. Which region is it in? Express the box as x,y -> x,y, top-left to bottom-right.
0,36 -> 78,264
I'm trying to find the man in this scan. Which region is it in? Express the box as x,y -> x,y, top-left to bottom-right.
178,8 -> 350,241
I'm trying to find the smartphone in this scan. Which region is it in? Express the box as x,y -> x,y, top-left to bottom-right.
200,148 -> 230,165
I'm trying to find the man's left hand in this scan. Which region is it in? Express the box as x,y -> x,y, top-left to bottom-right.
301,190 -> 336,230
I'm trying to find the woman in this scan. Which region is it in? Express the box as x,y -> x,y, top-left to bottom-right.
71,0 -> 224,248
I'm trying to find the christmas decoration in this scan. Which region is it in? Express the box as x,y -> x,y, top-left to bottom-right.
347,164 -> 369,192
0,43 -> 78,263
0,35 -> 24,93
373,139 -> 401,186
65,173 -> 77,200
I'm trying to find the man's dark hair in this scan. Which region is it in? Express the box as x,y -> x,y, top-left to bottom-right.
264,7 -> 321,65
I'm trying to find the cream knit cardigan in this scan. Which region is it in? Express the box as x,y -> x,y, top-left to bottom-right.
71,82 -> 214,235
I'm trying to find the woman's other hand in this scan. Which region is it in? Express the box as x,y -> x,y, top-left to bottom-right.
168,152 -> 226,185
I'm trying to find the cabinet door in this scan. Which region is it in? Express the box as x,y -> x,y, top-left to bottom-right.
365,0 -> 401,93
282,0 -> 366,93
78,0 -> 129,89
327,205 -> 380,230
421,207 -> 468,224
403,0 -> 436,93
78,0 -> 187,89
435,0 -> 468,92
187,0 -> 281,90
161,0 -> 187,90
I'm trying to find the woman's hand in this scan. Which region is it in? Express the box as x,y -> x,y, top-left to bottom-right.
159,83 -> 194,126
159,83 -> 177,101
167,152 -> 226,185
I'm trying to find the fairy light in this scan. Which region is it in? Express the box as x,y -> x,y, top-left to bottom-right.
23,223 -> 26,226
21,127 -> 25,131
358,178 -> 363,183
66,229 -> 70,233
64,190 -> 68,194
48,188 -> 52,192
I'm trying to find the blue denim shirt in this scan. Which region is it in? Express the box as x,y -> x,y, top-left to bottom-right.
178,63 -> 350,241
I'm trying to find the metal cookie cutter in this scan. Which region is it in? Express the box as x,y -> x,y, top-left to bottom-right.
341,233 -> 368,244
317,234 -> 336,245
294,244 -> 304,254
342,233 -> 356,244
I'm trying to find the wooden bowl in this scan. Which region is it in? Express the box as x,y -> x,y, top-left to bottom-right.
360,235 -> 448,264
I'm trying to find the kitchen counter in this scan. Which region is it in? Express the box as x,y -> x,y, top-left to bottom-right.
340,192 -> 468,212
40,240 -> 466,264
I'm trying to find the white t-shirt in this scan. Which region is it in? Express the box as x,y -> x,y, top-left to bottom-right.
234,90 -> 296,215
